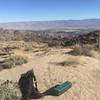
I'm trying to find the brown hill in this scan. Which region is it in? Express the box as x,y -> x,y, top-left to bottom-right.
0,28 -> 99,48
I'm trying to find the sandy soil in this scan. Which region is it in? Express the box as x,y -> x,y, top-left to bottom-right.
0,44 -> 100,100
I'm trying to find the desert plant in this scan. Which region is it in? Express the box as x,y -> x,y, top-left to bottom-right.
4,55 -> 28,68
83,44 -> 97,50
68,45 -> 96,57
56,60 -> 79,66
50,58 -> 79,67
0,80 -> 20,100
24,46 -> 33,51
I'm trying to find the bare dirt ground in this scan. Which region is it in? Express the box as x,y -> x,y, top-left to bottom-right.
0,41 -> 100,100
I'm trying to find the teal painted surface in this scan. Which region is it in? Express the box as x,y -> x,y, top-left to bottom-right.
53,81 -> 72,96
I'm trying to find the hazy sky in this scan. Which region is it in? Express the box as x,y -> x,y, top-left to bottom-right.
0,0 -> 100,22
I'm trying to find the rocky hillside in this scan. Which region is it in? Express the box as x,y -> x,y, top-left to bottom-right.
0,28 -> 99,47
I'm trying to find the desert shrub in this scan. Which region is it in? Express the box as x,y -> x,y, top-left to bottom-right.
57,60 -> 79,66
7,46 -> 20,50
50,58 -> 79,67
0,80 -> 20,100
4,55 -> 28,68
83,44 -> 97,50
69,44 -> 81,49
68,45 -> 96,57
0,52 -> 8,56
24,46 -> 33,51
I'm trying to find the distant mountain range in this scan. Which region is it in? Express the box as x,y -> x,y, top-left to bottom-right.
0,19 -> 100,30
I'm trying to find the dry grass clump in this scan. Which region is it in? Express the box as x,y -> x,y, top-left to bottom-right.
68,45 -> 97,57
82,44 -> 97,50
24,46 -> 48,53
0,52 -> 8,56
24,45 -> 33,51
50,58 -> 79,67
0,46 -> 14,56
3,55 -> 28,68
57,60 -> 79,67
0,80 -> 20,100
92,69 -> 100,81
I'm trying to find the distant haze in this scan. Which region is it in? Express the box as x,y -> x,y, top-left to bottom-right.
0,19 -> 100,30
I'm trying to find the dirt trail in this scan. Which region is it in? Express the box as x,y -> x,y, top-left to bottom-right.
0,48 -> 100,100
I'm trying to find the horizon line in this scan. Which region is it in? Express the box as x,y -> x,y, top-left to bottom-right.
0,18 -> 100,23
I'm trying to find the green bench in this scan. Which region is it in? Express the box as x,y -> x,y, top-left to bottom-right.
53,81 -> 72,96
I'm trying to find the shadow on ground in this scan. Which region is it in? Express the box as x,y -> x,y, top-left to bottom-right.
30,85 -> 59,99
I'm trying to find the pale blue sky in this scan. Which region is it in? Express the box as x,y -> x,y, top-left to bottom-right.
0,0 -> 100,22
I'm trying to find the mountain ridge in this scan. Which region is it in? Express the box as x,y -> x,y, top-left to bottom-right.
0,19 -> 100,30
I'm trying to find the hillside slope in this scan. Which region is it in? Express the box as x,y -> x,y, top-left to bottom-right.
0,46 -> 100,100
